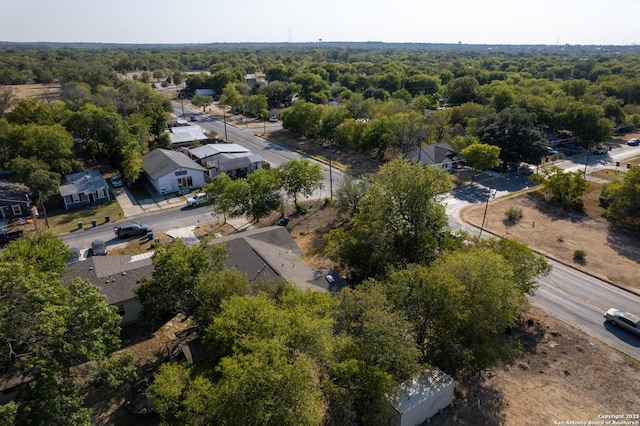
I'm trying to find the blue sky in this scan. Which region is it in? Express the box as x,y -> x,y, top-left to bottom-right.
1,0 -> 638,45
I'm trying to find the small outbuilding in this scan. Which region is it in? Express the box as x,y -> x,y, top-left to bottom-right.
390,368 -> 454,426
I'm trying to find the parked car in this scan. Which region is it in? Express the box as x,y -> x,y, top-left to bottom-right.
592,146 -> 608,155
547,146 -> 560,155
604,308 -> 640,336
110,175 -> 123,188
269,115 -> 278,122
189,116 -> 198,122
627,138 -> 640,146
91,239 -> 107,256
114,223 -> 151,239
187,192 -> 208,207
67,247 -> 81,265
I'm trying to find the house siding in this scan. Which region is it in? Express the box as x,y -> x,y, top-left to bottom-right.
148,168 -> 205,195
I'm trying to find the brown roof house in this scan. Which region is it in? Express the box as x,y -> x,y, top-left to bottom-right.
407,143 -> 462,171
59,171 -> 110,210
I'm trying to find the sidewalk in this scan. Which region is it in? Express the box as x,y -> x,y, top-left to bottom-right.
112,183 -> 187,218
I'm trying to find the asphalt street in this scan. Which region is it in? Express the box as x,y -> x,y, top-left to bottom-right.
445,146 -> 640,360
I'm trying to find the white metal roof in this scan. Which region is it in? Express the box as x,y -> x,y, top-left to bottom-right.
189,143 -> 250,159
392,368 -> 454,414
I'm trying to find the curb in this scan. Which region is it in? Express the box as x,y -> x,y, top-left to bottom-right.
459,206 -> 640,298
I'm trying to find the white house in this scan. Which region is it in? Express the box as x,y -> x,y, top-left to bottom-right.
142,149 -> 206,195
407,143 -> 461,171
186,143 -> 264,178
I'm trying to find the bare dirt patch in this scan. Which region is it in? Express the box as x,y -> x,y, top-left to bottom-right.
461,186 -> 640,293
430,306 -> 640,426
4,83 -> 61,102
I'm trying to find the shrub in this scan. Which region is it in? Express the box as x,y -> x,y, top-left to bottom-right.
505,204 -> 523,221
573,249 -> 587,261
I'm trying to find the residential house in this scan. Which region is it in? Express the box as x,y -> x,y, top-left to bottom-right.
245,74 -> 258,88
142,148 -> 207,195
167,124 -> 209,147
67,252 -> 153,325
186,143 -> 265,178
407,142 -> 462,171
65,226 -> 342,325
0,182 -> 32,222
59,171 -> 110,210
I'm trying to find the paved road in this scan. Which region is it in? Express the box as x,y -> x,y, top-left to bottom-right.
445,145 -> 640,359
173,102 -> 345,202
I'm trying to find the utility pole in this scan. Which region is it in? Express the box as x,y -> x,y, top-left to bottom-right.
479,188 -> 496,238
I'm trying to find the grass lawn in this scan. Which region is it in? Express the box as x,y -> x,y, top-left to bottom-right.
45,200 -> 124,235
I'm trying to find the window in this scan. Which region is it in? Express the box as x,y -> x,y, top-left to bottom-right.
71,193 -> 81,203
11,205 -> 22,215
114,304 -> 126,316
178,176 -> 193,188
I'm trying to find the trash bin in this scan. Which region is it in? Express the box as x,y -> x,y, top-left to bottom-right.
91,219 -> 97,228
77,222 -> 83,229
147,231 -> 153,241
104,215 -> 110,223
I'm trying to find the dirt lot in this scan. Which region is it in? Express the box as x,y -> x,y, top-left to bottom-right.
461,175 -> 640,294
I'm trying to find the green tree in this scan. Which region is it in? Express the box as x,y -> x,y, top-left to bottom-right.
388,247 -> 532,374
135,239 -> 229,322
0,233 -> 121,425
405,74 -> 440,97
460,142 -> 501,180
335,175 -> 368,215
278,159 -> 324,210
446,75 -> 482,105
602,166 -> 640,226
119,140 -> 142,183
191,94 -> 213,112
244,169 -> 282,221
192,268 -> 250,328
9,123 -> 75,175
0,86 -> 16,118
325,159 -> 452,280
8,157 -> 61,204
530,165 -> 588,208
0,231 -> 74,275
477,107 -> 548,170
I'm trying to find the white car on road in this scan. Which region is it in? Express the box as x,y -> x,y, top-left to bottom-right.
187,192 -> 208,207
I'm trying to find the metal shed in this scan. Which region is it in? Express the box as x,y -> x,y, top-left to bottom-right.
391,368 -> 454,426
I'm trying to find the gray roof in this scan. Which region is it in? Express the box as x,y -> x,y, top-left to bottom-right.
65,226 -> 338,307
206,153 -> 263,172
59,171 -> 108,197
66,254 -> 154,305
0,182 -> 30,203
215,226 -> 337,292
412,143 -> 458,164
142,149 -> 206,180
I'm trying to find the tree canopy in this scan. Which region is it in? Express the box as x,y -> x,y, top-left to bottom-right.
325,159 -> 453,280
